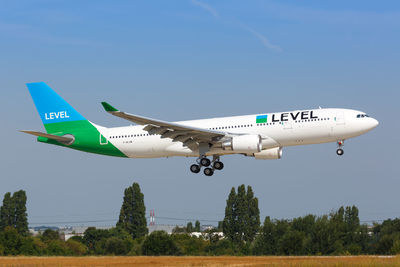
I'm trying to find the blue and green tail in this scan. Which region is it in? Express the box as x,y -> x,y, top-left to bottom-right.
26,82 -> 126,157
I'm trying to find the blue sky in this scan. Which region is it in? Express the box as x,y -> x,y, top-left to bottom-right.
1,0 -> 399,227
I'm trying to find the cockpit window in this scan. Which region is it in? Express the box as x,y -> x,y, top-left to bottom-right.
357,114 -> 369,118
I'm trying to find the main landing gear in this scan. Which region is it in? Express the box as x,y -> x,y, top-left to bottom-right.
336,140 -> 344,156
190,155 -> 224,176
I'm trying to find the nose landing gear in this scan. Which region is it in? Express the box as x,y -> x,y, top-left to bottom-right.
336,140 -> 344,156
190,155 -> 224,176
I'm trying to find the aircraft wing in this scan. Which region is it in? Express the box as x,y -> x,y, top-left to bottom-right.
101,102 -> 226,149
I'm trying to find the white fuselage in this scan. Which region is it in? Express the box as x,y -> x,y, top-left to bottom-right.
96,108 -> 378,158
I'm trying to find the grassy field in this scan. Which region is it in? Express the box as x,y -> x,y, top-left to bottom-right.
0,256 -> 398,266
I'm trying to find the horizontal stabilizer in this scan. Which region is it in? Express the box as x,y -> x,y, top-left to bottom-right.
20,130 -> 74,144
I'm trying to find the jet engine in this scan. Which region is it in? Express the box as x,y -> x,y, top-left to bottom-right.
222,135 -> 262,153
253,147 -> 282,159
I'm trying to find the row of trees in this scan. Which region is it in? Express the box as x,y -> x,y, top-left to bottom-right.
173,220 -> 201,233
1,184 -> 400,255
2,209 -> 400,256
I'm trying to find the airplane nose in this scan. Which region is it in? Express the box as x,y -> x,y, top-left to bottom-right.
370,118 -> 379,129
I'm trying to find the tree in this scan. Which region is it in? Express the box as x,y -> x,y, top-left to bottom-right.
222,185 -> 260,244
0,193 -> 14,231
244,186 -> 260,242
117,182 -> 148,239
222,187 -> 237,241
253,216 -> 276,255
235,185 -> 248,243
186,222 -> 193,233
41,229 -> 60,242
344,205 -> 360,247
0,190 -> 28,235
83,227 -> 110,254
13,190 -> 28,236
195,220 -> 201,232
278,230 -> 306,255
172,226 -> 186,234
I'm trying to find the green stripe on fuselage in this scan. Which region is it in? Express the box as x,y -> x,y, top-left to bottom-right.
40,120 -> 127,158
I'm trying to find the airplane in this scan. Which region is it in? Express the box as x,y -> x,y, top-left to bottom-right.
22,82 -> 379,176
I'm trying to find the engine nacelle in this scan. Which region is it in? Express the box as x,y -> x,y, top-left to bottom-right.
222,135 -> 262,153
253,147 -> 282,160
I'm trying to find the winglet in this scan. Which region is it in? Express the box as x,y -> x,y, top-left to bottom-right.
101,102 -> 119,112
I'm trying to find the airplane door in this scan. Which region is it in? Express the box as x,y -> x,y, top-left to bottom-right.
100,134 -> 108,145
335,112 -> 345,125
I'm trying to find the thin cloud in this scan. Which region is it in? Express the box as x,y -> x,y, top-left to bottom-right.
243,26 -> 282,52
190,2 -> 282,52
191,0 -> 219,18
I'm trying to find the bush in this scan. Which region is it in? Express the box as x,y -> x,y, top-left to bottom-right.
346,243 -> 362,255
0,226 -> 23,255
171,234 -> 208,255
41,229 -> 60,242
83,227 -> 110,254
206,238 -> 235,255
32,237 -> 47,255
19,237 -> 36,255
47,239 -> 68,255
104,237 -> 130,255
69,235 -> 84,243
142,231 -> 181,255
128,236 -> 145,256
66,239 -> 87,255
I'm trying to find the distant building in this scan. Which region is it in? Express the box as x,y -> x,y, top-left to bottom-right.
190,232 -> 224,239
29,226 -> 59,237
30,223 -> 218,240
60,226 -> 112,241
148,224 -> 176,234
200,224 -> 216,231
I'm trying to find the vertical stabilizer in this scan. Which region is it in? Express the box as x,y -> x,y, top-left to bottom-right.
26,82 -> 86,132
25,82 -> 126,157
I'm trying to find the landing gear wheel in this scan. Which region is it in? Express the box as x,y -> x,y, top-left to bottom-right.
204,167 -> 214,176
213,161 -> 224,170
190,164 -> 201,173
200,157 -> 211,167
336,148 -> 344,156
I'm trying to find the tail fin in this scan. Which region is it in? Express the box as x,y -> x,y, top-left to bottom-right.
26,82 -> 87,133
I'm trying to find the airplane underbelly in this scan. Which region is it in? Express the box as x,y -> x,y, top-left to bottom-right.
281,125 -> 333,146
114,138 -> 195,158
